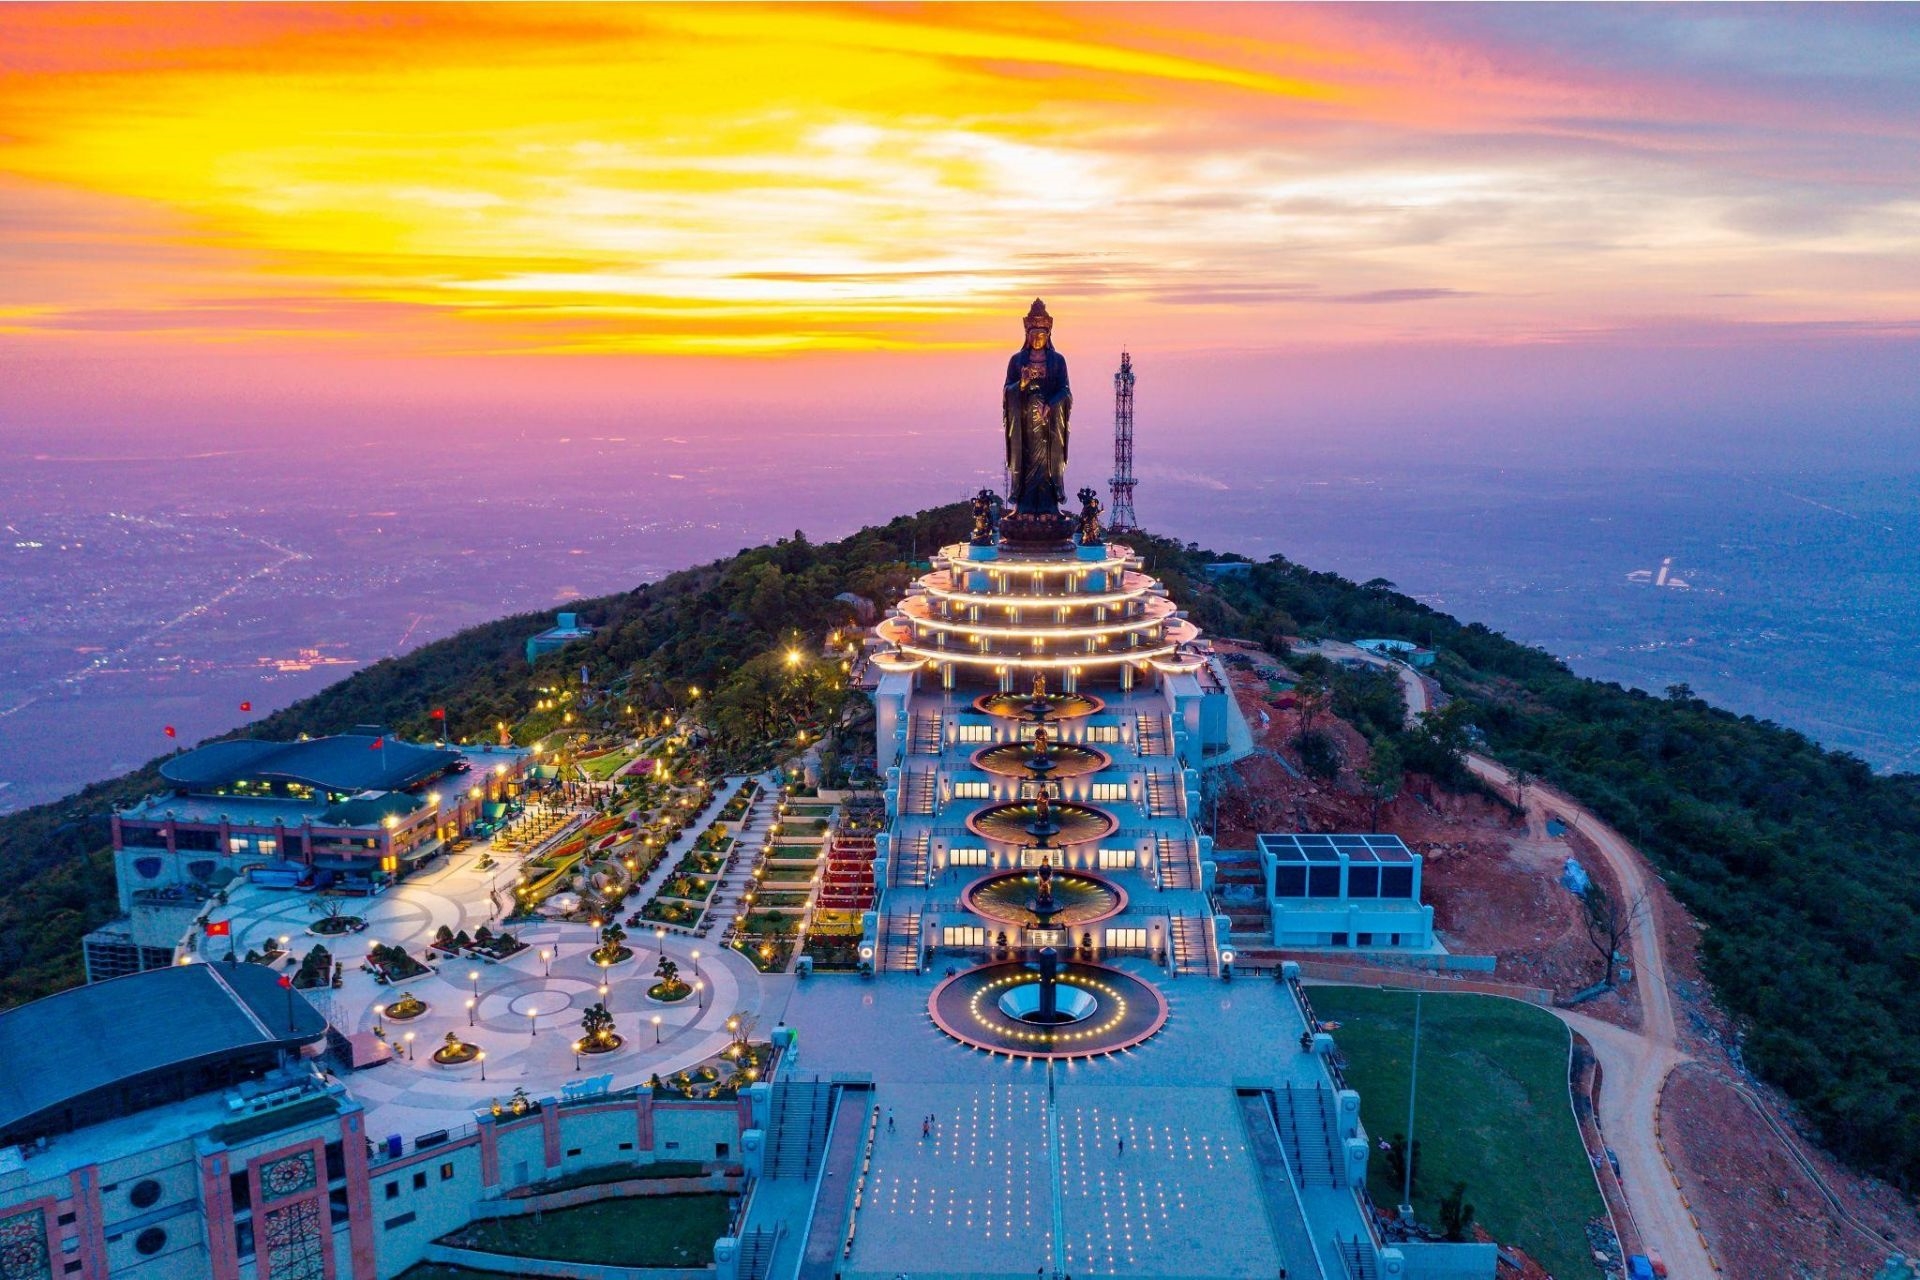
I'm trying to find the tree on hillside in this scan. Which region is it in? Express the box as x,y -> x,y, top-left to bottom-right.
1362,738 -> 1403,833
1582,882 -> 1645,988
1438,1182 -> 1476,1241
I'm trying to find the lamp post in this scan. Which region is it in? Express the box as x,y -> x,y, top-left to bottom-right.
1402,991 -> 1423,1222
466,998 -> 476,1027
655,928 -> 665,959
695,979 -> 706,1011
572,1040 -> 583,1072
541,948 -> 551,977
373,1004 -> 386,1037
404,1031 -> 415,1062
527,1008 -> 538,1038
652,1014 -> 662,1044
478,1051 -> 487,1081
469,970 -> 480,1001
691,948 -> 701,982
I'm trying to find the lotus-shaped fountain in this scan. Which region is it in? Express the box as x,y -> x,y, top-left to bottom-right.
963,860 -> 1126,929
965,792 -> 1117,848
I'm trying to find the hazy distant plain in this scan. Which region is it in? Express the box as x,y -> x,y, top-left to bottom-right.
3,429 -> 1917,813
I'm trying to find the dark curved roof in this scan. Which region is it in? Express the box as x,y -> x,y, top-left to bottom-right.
0,962 -> 329,1142
160,732 -> 458,794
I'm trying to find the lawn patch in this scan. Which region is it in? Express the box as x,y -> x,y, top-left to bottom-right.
1308,988 -> 1602,1279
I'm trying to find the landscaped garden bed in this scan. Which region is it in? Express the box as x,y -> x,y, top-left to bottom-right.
368,942 -> 431,983
769,844 -> 822,858
656,873 -> 716,901
641,899 -> 703,927
761,866 -> 815,883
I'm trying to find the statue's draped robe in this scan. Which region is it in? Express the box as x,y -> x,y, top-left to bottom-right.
1003,346 -> 1072,514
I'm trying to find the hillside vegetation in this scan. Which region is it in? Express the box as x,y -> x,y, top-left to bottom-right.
3,508 -> 1917,1190
1136,536 -> 1920,1192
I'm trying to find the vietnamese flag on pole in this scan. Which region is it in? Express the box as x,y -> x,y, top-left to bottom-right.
240,701 -> 252,713
204,919 -> 231,937
163,725 -> 177,739
277,974 -> 292,989
370,737 -> 384,749
430,708 -> 445,720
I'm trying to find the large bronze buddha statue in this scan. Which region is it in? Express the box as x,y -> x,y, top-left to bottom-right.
1003,299 -> 1072,516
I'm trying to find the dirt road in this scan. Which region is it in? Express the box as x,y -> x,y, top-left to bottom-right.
1363,650 -> 1715,1279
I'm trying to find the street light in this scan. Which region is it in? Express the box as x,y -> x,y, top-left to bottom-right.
691,948 -> 701,980
466,998 -> 476,1027
478,1051 -> 487,1081
527,1008 -> 538,1038
540,948 -> 551,977
470,970 -> 480,1000
652,1014 -> 662,1044
695,979 -> 705,1011
404,1031 -> 415,1062
572,1040 -> 583,1072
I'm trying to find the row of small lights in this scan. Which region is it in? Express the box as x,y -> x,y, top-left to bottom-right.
961,972 -> 1133,1044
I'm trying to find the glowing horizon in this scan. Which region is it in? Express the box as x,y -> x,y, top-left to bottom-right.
2,3 -> 1917,366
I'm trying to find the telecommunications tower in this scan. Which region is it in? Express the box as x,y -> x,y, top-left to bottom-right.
1108,350 -> 1138,533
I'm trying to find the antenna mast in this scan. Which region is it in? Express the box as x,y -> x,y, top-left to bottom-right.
1108,350 -> 1138,533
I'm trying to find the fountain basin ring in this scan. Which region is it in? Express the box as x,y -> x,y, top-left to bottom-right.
971,740 -> 1112,779
966,799 -> 1117,847
929,961 -> 1167,1059
962,868 -> 1127,929
974,691 -> 1106,721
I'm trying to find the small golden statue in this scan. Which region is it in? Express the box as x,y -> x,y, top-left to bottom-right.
1076,487 -> 1102,546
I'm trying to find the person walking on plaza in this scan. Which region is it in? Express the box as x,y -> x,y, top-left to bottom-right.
887,1108 -> 895,1134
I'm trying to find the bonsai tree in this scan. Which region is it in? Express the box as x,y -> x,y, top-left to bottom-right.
580,1002 -> 617,1048
433,925 -> 456,948
655,956 -> 680,987
593,921 -> 628,964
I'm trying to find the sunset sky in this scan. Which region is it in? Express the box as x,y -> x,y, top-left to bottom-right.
3,3 -> 1918,452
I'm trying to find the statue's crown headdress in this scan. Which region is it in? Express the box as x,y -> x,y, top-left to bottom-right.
1024,298 -> 1053,331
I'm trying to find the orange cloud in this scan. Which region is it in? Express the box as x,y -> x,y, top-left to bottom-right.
0,3 -> 1914,358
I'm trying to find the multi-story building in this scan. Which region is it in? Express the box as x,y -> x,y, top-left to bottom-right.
89,733 -> 529,983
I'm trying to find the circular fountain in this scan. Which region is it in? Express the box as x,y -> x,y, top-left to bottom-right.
929,950 -> 1167,1059
971,735 -> 1110,780
963,861 -> 1126,929
965,793 -> 1116,847
974,689 -> 1105,721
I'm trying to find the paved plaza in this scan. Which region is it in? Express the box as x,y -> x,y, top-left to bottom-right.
757,966 -> 1371,1278
208,778 -> 790,1143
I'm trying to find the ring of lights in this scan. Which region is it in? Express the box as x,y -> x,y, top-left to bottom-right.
973,690 -> 1107,720
965,799 -> 1118,847
970,740 -> 1112,779
962,868 -> 1128,929
929,961 -> 1168,1059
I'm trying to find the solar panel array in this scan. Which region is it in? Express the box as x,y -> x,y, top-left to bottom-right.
1260,833 -> 1417,900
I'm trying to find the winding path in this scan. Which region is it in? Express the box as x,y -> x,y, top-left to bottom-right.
1350,647 -> 1714,1280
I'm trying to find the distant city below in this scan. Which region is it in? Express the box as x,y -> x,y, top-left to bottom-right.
3,432 -> 1917,813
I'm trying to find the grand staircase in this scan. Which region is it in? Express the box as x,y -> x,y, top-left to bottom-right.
767,1079 -> 837,1180
878,912 -> 921,972
1154,833 -> 1198,890
909,711 -> 944,755
1136,712 -> 1171,756
1168,914 -> 1213,976
1144,769 -> 1182,817
1268,1081 -> 1342,1188
736,1227 -> 780,1280
902,769 -> 937,816
890,831 -> 930,888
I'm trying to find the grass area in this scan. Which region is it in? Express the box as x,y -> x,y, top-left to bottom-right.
761,866 -> 814,882
770,844 -> 821,858
444,1193 -> 729,1267
580,748 -> 640,780
1307,988 -> 1602,1279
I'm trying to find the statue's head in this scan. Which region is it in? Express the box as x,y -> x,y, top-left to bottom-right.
1023,298 -> 1053,350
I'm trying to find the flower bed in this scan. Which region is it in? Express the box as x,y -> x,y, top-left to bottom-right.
309,912 -> 366,936
647,979 -> 692,1003
675,850 -> 724,876
369,943 -> 431,983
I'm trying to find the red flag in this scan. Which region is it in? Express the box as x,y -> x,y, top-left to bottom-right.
429,708 -> 445,720
163,725 -> 177,739
369,737 -> 384,749
239,701 -> 252,713
277,975 -> 292,989
204,919 -> 231,937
